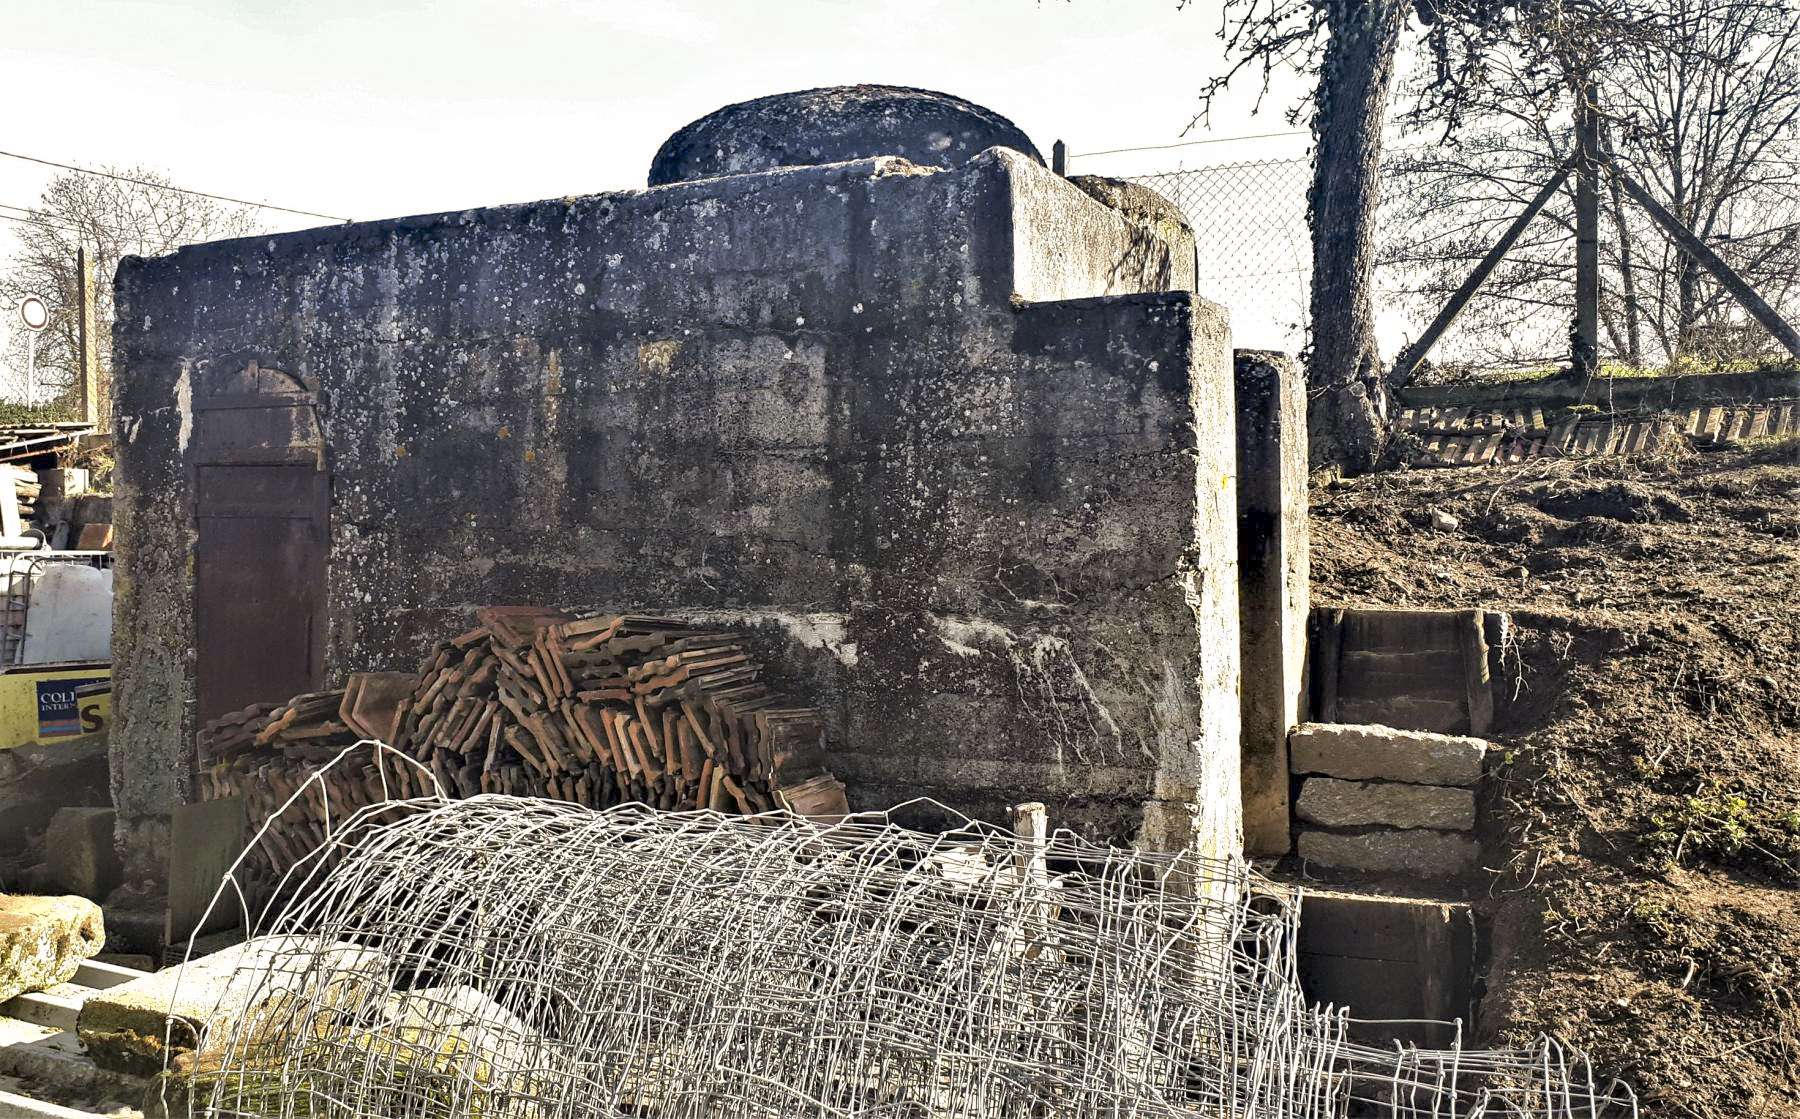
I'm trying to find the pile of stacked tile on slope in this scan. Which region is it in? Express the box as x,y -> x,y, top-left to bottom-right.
198,608 -> 848,886
199,678 -> 421,878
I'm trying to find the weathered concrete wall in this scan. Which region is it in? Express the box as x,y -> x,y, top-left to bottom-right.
1235,350 -> 1308,855
113,147 -> 1238,873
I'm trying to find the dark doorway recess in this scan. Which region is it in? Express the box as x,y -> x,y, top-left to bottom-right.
192,370 -> 328,724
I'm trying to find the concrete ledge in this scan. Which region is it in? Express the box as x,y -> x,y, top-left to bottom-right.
1296,778 -> 1475,831
1298,828 -> 1479,877
1289,723 -> 1488,786
0,896 -> 105,1004
77,936 -> 385,1076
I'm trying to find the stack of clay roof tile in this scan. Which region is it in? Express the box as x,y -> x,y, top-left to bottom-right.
199,608 -> 848,887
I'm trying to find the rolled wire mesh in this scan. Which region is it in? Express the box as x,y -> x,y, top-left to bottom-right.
172,764 -> 1637,1119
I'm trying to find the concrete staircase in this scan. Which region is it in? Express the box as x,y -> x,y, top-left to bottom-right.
1292,607 -> 1501,878
1290,606 -> 1504,1045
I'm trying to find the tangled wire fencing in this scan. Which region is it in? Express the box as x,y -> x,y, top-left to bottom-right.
170,780 -> 1638,1119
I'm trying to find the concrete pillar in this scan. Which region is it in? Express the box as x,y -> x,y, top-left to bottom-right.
1234,350 -> 1308,856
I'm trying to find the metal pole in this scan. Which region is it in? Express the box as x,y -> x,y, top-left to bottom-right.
1610,161 -> 1800,360
23,331 -> 34,410
1391,159 -> 1576,383
1573,78 -> 1600,376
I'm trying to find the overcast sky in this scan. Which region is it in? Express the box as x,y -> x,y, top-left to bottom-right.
0,0 -> 1312,228
0,0 -> 1328,363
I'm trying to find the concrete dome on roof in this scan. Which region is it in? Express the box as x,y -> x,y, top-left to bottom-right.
648,84 -> 1044,187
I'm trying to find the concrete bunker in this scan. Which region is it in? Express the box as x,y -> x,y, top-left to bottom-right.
111,86 -> 1243,884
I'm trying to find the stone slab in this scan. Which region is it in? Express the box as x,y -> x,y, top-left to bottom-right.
1289,722 -> 1488,786
0,898 -> 104,1005
1297,828 -> 1479,878
1296,778 -> 1476,831
166,798 -> 247,944
77,935 -> 385,1076
44,808 -> 120,901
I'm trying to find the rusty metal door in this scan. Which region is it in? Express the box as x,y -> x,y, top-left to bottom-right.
192,381 -> 328,724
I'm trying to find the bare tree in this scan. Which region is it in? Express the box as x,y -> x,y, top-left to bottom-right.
1189,0 -> 1666,468
1190,0 -> 1409,473
1382,0 -> 1800,370
0,165 -> 261,415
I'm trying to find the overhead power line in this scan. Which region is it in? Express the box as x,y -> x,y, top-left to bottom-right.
1074,130 -> 1310,159
0,209 -> 75,229
0,148 -> 354,224
0,202 -> 92,235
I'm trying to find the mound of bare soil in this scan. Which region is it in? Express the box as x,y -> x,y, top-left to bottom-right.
1309,442 -> 1800,1118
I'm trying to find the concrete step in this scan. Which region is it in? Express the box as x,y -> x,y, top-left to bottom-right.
1334,665 -> 1467,704
1336,649 -> 1463,675
69,961 -> 142,991
1312,607 -> 1496,737
1297,890 -> 1476,1050
0,963 -> 152,1116
0,1086 -> 119,1119
1289,723 -> 1489,786
0,989 -> 81,1033
1337,696 -> 1468,736
1337,608 -> 1469,653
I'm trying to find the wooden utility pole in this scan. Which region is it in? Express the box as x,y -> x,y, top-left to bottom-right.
1572,78 -> 1601,376
76,248 -> 99,425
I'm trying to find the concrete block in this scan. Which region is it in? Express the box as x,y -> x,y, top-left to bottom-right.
1297,828 -> 1479,877
1289,722 -> 1487,786
1235,349 -> 1307,857
44,807 -> 121,900
77,935 -> 386,1076
0,896 -> 104,1004
1296,778 -> 1475,831
35,470 -> 88,502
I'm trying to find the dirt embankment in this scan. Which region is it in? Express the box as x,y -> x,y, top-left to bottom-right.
1309,442 -> 1800,1118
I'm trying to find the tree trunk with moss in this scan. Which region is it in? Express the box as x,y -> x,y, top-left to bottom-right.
1307,0 -> 1407,474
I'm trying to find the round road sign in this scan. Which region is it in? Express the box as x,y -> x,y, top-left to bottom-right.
18,296 -> 48,332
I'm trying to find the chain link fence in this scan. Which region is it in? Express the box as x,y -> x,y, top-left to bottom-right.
1096,142 -> 1800,375
1124,160 -> 1313,354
